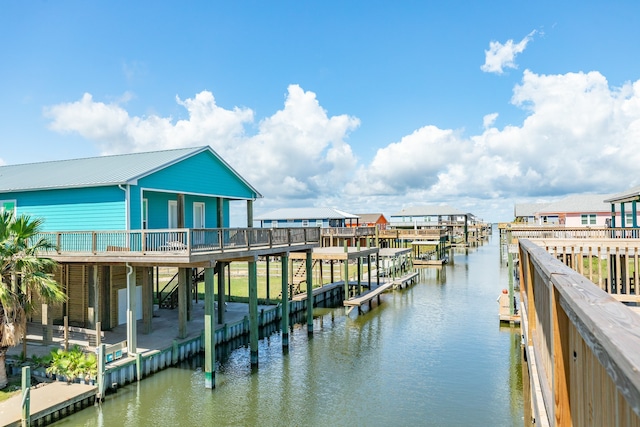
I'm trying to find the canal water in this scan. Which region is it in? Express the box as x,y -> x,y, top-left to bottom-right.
55,229 -> 524,426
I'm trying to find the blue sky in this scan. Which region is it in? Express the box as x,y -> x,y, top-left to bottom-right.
2,1 -> 640,223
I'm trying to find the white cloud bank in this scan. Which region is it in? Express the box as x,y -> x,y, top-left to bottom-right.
481,31 -> 536,74
44,70 -> 640,222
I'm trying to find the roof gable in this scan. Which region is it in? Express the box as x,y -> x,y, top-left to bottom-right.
0,146 -> 261,198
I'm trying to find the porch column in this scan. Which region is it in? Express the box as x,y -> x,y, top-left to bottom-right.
621,202 -> 626,228
247,199 -> 254,227
306,251 -> 314,335
357,255 -> 362,295
217,262 -> 226,325
87,266 -> 98,329
634,201 -> 638,228
281,253 -> 289,348
204,267 -> 216,389
126,264 -> 137,355
142,267 -> 153,334
41,304 -> 52,345
178,267 -> 189,339
217,198 -> 224,227
249,258 -> 259,366
265,256 -> 271,305
611,203 -> 617,228
343,259 -> 349,299
177,194 -> 185,228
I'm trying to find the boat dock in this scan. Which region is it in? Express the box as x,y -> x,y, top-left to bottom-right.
0,381 -> 97,427
343,271 -> 419,315
344,281 -> 394,315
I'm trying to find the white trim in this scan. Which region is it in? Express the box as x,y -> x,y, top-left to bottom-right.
168,200 -> 178,228
193,202 -> 205,228
142,198 -> 148,229
139,186 -> 254,201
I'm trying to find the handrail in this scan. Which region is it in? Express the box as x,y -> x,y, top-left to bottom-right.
519,238 -> 640,425
158,271 -> 179,308
506,225 -> 640,239
32,227 -> 321,257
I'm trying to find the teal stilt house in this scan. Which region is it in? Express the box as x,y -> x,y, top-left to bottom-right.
0,146 -> 319,388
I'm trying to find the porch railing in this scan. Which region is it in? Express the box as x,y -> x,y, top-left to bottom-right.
320,227 -> 376,237
506,226 -> 640,240
32,227 -> 320,256
519,238 -> 640,425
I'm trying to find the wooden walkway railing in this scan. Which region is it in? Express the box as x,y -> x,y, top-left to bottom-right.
32,227 -> 320,256
519,238 -> 640,426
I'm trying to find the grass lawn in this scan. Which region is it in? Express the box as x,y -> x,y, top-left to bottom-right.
0,376 -> 22,402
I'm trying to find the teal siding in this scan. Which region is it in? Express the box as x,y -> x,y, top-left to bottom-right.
138,151 -> 257,199
143,191 -> 225,229
13,186 -> 126,231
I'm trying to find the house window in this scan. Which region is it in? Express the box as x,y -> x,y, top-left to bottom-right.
581,214 -> 596,225
142,199 -> 148,229
625,213 -> 634,225
302,220 -> 309,226
316,220 -> 323,227
0,200 -> 16,215
168,200 -> 178,228
193,202 -> 205,228
271,220 -> 278,228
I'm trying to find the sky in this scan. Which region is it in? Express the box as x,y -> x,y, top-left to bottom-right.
2,1 -> 640,224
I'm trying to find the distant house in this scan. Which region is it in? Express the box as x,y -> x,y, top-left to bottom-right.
514,203 -> 549,224
0,146 -> 261,231
255,207 -> 359,228
604,186 -> 640,227
354,213 -> 389,230
533,194 -> 613,227
389,205 -> 473,228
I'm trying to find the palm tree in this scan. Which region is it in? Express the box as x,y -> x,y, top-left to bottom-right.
0,211 -> 65,388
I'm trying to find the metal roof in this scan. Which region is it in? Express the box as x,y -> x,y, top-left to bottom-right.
604,186 -> 640,204
514,203 -> 549,218
390,205 -> 468,217
535,194 -> 612,214
0,146 -> 261,197
355,213 -> 388,224
255,207 -> 359,221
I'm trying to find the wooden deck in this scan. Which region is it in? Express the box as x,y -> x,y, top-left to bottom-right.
343,281 -> 394,315
391,272 -> 419,289
33,226 -> 321,265
0,381 -> 97,427
519,238 -> 640,425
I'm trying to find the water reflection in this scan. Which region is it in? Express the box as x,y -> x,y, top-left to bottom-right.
55,230 -> 523,427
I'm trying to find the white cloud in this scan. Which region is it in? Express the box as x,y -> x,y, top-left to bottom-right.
44,70 -> 640,222
345,70 -> 640,220
481,30 -> 536,74
44,85 -> 359,202
483,113 -> 499,129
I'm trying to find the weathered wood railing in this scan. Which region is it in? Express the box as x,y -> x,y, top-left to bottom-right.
507,226 -> 640,240
320,226 -> 376,237
530,239 -> 640,303
519,238 -> 640,426
378,228 -> 447,239
32,227 -> 320,256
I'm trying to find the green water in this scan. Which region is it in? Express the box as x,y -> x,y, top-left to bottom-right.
55,231 -> 524,426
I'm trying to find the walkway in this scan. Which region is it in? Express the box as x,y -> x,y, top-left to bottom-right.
0,381 -> 96,427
